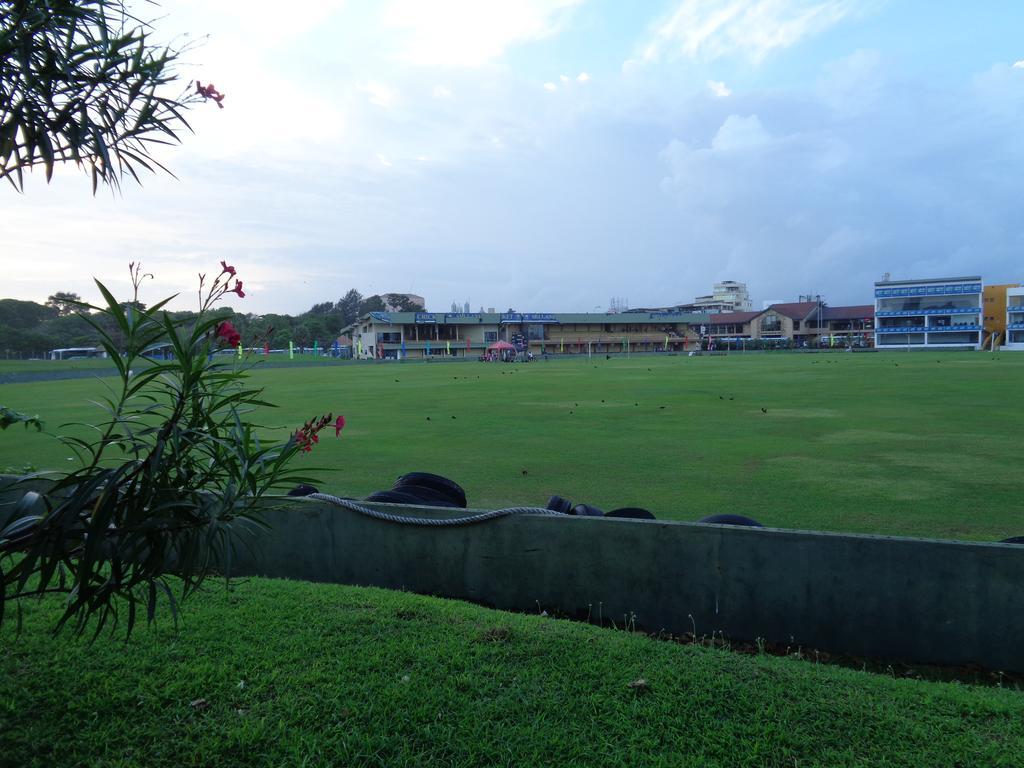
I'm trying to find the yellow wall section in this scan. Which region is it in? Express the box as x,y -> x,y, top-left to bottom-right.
982,284 -> 1020,341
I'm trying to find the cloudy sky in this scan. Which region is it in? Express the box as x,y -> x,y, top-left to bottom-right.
4,0 -> 1024,314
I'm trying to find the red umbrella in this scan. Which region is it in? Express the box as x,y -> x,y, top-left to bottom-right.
486,341 -> 516,351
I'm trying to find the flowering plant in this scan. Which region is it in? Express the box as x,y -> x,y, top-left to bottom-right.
0,262 -> 339,634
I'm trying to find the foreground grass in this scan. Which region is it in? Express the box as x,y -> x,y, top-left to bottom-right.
1,577 -> 1022,768
2,352 -> 1023,539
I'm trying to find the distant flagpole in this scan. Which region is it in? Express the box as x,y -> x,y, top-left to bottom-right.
664,335 -> 669,351
560,336 -> 564,353
446,340 -> 451,355
289,341 -> 294,360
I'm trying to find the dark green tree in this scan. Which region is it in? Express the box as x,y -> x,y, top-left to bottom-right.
44,292 -> 83,316
357,295 -> 386,315
337,289 -> 362,327
0,298 -> 56,327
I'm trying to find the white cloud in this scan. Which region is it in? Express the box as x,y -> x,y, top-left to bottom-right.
382,0 -> 583,67
543,82 -> 559,91
577,72 -> 591,82
642,0 -> 855,64
165,0 -> 347,50
1013,60 -> 1024,70
707,79 -> 732,97
432,85 -> 454,99
711,114 -> 770,150
560,74 -> 571,83
358,80 -> 399,107
817,49 -> 885,115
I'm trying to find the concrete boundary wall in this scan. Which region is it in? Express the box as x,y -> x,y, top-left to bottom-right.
227,498 -> 1024,672
2,476 -> 1021,671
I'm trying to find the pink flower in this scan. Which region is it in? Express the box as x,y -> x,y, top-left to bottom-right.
229,280 -> 245,299
196,81 -> 226,109
219,260 -> 236,278
334,415 -> 346,437
216,320 -> 241,347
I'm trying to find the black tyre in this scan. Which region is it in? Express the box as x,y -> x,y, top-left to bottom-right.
365,489 -> 457,507
606,507 -> 656,520
395,472 -> 467,508
287,484 -> 319,497
573,503 -> 605,517
999,536 -> 1024,545
546,495 -> 575,514
393,483 -> 463,508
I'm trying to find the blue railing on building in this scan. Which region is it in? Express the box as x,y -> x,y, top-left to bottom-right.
874,308 -> 980,317
876,325 -> 981,334
874,284 -> 982,299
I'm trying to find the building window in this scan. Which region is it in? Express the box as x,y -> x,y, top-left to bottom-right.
484,331 -> 498,342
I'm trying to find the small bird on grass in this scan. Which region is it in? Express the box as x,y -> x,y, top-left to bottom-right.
659,405 -> 666,409
761,408 -> 767,414
521,469 -> 528,476
451,415 -> 456,419
719,395 -> 724,400
426,416 -> 431,421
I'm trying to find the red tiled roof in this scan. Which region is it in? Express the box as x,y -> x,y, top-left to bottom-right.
767,302 -> 819,320
822,305 -> 874,320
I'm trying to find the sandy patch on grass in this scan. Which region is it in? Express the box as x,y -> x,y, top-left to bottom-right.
758,408 -> 840,418
817,429 -> 918,444
765,455 -> 945,501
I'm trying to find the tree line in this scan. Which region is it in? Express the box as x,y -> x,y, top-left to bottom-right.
0,289 -> 420,359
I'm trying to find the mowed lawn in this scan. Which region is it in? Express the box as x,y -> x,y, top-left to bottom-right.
2,577 -> 1023,768
1,351 -> 1022,540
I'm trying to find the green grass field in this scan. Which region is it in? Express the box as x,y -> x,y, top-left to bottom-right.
2,577 -> 1022,768
2,351 -> 1023,540
4,352 -> 1024,767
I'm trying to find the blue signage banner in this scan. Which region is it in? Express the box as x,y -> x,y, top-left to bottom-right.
875,284 -> 982,299
415,313 -> 438,324
522,313 -> 559,323
500,313 -> 560,323
444,313 -> 482,321
369,312 -> 392,323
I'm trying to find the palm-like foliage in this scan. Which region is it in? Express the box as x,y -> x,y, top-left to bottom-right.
1,0 -> 199,191
0,264 -> 329,634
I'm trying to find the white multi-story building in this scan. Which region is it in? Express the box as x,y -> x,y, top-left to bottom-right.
1005,287 -> 1024,350
874,276 -> 983,349
688,281 -> 753,313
